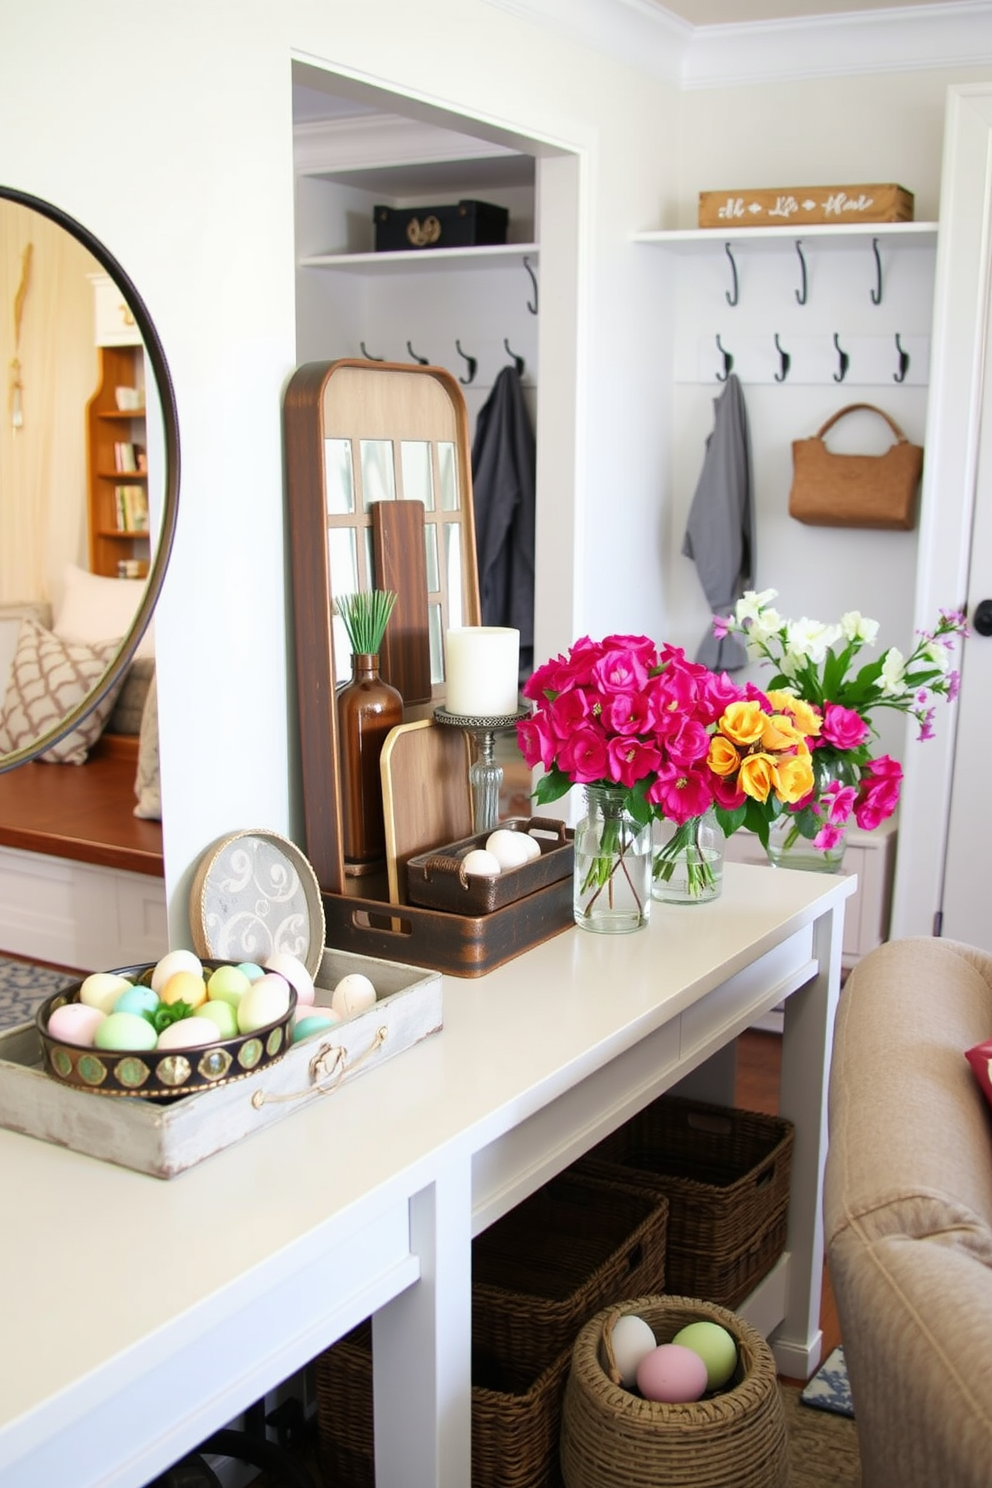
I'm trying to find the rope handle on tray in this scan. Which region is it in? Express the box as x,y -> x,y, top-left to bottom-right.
250,1026 -> 388,1108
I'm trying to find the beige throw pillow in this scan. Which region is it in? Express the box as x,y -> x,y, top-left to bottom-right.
133,674 -> 161,819
0,618 -> 121,765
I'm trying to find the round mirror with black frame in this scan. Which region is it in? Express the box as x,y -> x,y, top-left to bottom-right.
0,186 -> 179,773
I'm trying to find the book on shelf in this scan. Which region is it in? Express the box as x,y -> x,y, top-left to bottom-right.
114,484 -> 149,532
114,440 -> 137,473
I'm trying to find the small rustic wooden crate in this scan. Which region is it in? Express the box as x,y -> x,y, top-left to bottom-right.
698,183 -> 914,228
0,948 -> 441,1178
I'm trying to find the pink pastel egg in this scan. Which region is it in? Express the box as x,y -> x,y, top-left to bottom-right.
47,1001 -> 106,1047
636,1344 -> 709,1404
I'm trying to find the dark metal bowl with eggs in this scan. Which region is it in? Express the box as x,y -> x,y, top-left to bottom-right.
36,959 -> 297,1100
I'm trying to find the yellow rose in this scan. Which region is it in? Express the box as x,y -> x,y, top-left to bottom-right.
738,752 -> 776,803
760,712 -> 805,752
707,735 -> 741,778
719,699 -> 765,747
773,752 -> 815,804
765,690 -> 821,739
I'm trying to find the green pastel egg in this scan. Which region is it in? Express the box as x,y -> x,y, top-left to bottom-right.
206,964 -> 252,1008
197,999 -> 239,1039
670,1321 -> 738,1391
94,1011 -> 159,1052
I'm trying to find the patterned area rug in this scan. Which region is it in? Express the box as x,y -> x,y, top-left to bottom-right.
0,954 -> 79,1032
801,1345 -> 855,1419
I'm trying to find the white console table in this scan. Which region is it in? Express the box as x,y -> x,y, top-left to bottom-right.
0,863 -> 852,1488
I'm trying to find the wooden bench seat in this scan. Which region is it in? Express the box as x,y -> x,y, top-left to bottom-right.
0,733 -> 163,878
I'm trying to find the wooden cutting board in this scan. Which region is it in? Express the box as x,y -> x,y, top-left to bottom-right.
380,719 -> 473,904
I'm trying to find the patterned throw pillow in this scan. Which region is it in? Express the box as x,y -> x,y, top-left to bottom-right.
0,618 -> 122,765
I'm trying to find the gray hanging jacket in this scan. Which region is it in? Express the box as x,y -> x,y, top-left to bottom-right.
682,373 -> 755,672
471,365 -> 536,682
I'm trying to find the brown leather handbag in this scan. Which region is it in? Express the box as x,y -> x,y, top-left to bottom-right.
788,403 -> 923,530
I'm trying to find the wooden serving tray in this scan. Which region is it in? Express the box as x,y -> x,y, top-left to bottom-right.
321,876 -> 574,978
406,817 -> 573,916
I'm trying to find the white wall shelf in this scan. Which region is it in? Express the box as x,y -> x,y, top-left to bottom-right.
634,223 -> 938,250
299,242 -> 539,274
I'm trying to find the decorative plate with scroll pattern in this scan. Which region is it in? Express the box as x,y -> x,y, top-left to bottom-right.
190,829 -> 325,978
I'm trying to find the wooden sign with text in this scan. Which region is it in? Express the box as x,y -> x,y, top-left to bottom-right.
699,184 -> 914,228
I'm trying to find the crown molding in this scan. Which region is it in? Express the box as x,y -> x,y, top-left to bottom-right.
295,112 -> 520,176
480,0 -> 992,87
479,0 -> 688,85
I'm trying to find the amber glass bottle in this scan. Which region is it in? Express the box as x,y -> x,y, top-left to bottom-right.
336,652 -> 403,865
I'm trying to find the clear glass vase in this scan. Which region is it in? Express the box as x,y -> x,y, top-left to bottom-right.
573,785 -> 651,934
651,808 -> 724,904
765,754 -> 856,873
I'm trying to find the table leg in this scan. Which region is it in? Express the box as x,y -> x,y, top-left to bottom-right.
772,899 -> 845,1379
372,1160 -> 473,1488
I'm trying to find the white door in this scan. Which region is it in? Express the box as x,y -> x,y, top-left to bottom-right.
891,83 -> 992,950
941,346 -> 992,945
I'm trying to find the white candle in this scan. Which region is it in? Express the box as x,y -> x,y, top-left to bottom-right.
444,627 -> 520,717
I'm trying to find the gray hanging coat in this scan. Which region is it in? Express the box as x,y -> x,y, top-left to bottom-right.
471,365 -> 536,681
682,373 -> 755,672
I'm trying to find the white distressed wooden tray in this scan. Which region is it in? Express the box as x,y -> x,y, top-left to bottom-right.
0,948 -> 441,1179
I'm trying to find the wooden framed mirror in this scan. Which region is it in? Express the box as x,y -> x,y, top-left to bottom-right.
0,186 -> 180,772
283,358 -> 481,893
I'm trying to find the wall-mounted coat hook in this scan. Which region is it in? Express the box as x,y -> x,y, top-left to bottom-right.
360,341 -> 384,362
833,333 -> 850,383
724,243 -> 739,307
795,240 -> 808,306
894,332 -> 910,383
406,340 -> 429,365
715,334 -> 733,382
522,254 -> 538,315
454,339 -> 477,386
870,237 -> 883,305
774,333 -> 791,382
504,338 -> 525,376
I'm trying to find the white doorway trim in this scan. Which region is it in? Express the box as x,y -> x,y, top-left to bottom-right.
890,81 -> 992,939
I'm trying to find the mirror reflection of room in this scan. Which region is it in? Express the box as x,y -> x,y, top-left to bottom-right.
0,197 -> 159,783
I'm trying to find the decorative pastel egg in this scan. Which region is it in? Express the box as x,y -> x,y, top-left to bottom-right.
150,949 -> 203,994
610,1313 -> 657,1388
78,972 -> 134,1014
292,1012 -> 341,1044
485,829 -> 533,870
331,973 -> 377,1020
197,998 -> 239,1040
237,973 -> 291,1034
160,969 -> 207,1009
520,833 -> 542,860
636,1344 -> 709,1404
156,1016 -> 222,1050
463,848 -> 501,877
113,985 -> 160,1018
264,951 -> 315,1007
236,962 -> 266,982
671,1321 -> 738,1391
47,1001 -> 106,1047
94,1011 -> 158,1052
206,964 -> 252,1009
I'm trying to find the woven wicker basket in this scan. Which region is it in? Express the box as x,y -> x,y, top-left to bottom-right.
575,1096 -> 793,1308
472,1169 -> 669,1374
559,1295 -> 788,1488
315,1319 -> 572,1488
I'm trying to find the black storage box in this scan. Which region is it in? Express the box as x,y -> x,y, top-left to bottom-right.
373,199 -> 509,251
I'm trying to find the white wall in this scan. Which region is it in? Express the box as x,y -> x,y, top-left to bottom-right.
0,1 -> 989,946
